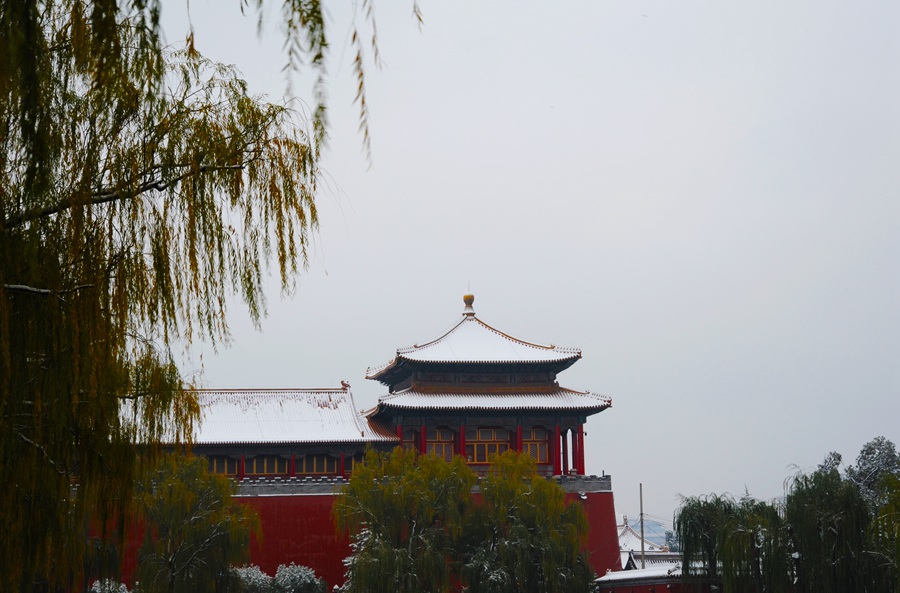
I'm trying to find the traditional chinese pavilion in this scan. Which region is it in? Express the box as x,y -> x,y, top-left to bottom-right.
364,294 -> 612,475
165,295 -> 622,586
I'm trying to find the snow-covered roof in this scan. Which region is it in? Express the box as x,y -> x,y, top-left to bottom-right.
616,518 -> 679,571
618,521 -> 665,553
192,388 -> 398,445
366,295 -> 581,380
596,563 -> 682,583
376,387 -> 612,411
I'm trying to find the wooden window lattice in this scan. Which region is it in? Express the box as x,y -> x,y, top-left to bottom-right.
465,427 -> 510,463
246,455 -> 288,475
208,456 -> 237,475
298,454 -> 338,475
426,427 -> 456,462
523,427 -> 549,463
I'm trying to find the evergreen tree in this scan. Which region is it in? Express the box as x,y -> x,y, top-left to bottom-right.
846,436 -> 900,512
674,493 -> 736,583
334,448 -> 476,593
460,451 -> 592,593
871,475 -> 900,593
675,440 -> 900,593
274,563 -> 327,593
134,454 -> 259,593
336,449 -> 592,593
784,462 -> 871,593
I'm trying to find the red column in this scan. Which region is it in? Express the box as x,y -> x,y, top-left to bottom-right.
459,424 -> 466,459
420,423 -> 427,454
396,424 -> 404,444
290,454 -> 296,477
553,425 -> 561,476
562,430 -> 569,475
516,424 -> 523,453
572,427 -> 580,474
238,455 -> 246,480
576,423 -> 585,475
340,452 -> 346,478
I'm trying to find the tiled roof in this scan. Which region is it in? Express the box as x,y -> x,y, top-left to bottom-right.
366,315 -> 581,379
376,387 -> 612,411
596,563 -> 682,582
192,388 -> 397,445
618,522 -> 665,553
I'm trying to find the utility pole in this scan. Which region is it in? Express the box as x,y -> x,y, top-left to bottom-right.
640,482 -> 645,569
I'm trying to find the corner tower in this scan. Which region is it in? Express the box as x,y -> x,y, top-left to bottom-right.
366,294 -> 612,476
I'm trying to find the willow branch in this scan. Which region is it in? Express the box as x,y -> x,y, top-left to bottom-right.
14,431 -> 69,477
4,283 -> 95,296
4,164 -> 245,228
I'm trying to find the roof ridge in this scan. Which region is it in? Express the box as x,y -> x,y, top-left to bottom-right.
191,387 -> 348,394
398,315 -> 469,353
472,316 -> 578,352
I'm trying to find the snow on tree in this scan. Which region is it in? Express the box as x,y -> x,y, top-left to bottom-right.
675,443 -> 900,593
233,564 -> 275,593
845,436 -> 900,511
274,562 -> 326,593
461,451 -> 593,593
90,579 -> 129,593
334,448 -> 475,593
335,448 -> 591,593
134,454 -> 259,593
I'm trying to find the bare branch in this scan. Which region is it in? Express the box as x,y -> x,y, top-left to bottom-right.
4,165 -> 245,228
4,284 -> 95,296
14,431 -> 69,477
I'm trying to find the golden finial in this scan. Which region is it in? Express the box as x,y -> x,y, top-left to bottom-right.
463,294 -> 475,316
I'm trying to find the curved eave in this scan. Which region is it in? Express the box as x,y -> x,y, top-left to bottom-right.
365,314 -> 583,386
192,437 -> 393,447
372,388 -> 612,414
366,356 -> 582,387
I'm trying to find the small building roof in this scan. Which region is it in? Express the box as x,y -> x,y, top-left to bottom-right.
618,518 -> 665,554
375,386 -> 612,412
595,562 -> 682,583
366,295 -> 582,384
192,388 -> 398,445
616,516 -> 680,571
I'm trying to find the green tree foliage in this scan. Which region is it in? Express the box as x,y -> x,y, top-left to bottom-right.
335,450 -> 592,593
675,438 -> 900,593
134,454 -> 259,593
461,451 -> 591,593
334,448 -> 476,593
784,463 -> 872,593
872,475 -> 900,593
675,494 -> 792,593
675,493 -> 737,584
846,436 -> 900,512
0,2 -> 334,589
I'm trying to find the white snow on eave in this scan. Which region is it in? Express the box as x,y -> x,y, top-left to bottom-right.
396,316 -> 581,364
378,388 -> 612,411
618,524 -> 665,553
193,389 -> 395,445
596,563 -> 682,582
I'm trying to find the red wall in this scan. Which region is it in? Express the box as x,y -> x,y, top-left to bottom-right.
118,488 -> 621,589
238,494 -> 349,588
595,578 -> 714,593
239,489 -> 621,589
567,490 -> 622,575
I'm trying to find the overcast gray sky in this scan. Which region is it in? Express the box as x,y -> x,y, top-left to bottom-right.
162,0 -> 899,529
